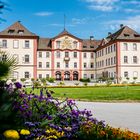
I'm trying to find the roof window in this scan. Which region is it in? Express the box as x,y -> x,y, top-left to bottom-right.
18,30 -> 24,35
124,34 -> 130,37
8,29 -> 15,34
83,46 -> 87,48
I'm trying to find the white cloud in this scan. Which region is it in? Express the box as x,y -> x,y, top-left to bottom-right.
124,9 -> 140,13
35,12 -> 53,16
85,0 -> 118,4
83,0 -> 119,12
50,23 -> 75,27
72,18 -> 87,24
83,0 -> 140,12
121,0 -> 140,5
105,15 -> 140,31
89,5 -> 113,11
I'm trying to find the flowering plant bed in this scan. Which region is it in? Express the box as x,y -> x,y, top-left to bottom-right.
0,82 -> 140,140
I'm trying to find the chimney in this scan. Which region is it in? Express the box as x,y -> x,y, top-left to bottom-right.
120,24 -> 124,28
108,32 -> 111,36
90,36 -> 94,40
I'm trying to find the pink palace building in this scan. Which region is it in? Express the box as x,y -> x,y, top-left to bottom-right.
1,21 -> 140,83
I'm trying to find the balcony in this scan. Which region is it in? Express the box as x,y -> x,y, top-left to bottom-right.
64,57 -> 70,61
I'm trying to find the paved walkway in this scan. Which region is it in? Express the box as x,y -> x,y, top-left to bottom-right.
76,102 -> 140,133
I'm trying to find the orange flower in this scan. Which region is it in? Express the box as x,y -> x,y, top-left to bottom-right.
100,130 -> 106,136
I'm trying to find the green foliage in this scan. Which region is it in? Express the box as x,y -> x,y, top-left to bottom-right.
133,77 -> 137,80
58,81 -> 65,86
33,81 -> 41,87
126,77 -> 130,81
40,78 -> 46,86
31,78 -> 35,82
98,77 -> 107,82
46,77 -> 55,83
20,78 -> 26,82
80,78 -> 90,82
74,82 -> 79,86
83,82 -> 88,86
0,81 -> 20,133
11,78 -> 16,82
0,51 -> 17,80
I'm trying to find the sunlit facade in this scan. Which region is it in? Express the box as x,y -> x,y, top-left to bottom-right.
0,21 -> 140,83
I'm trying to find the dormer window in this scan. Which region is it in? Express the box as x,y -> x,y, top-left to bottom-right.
134,34 -> 140,37
90,46 -> 94,48
124,34 -> 130,37
18,30 -> 24,35
8,29 -> 15,34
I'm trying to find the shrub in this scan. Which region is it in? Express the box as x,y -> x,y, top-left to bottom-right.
83,82 -> 88,86
58,81 -> 65,86
20,78 -> 26,83
33,81 -> 41,87
47,77 -> 55,83
31,78 -> 35,82
80,78 -> 90,82
74,82 -> 79,86
40,78 -> 46,86
11,78 -> 17,82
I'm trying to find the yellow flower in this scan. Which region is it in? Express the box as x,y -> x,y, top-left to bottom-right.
46,135 -> 58,140
20,129 -> 30,135
3,130 -> 20,140
46,128 -> 64,138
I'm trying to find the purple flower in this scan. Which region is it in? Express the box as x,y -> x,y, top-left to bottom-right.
67,99 -> 75,106
15,82 -> 22,89
71,110 -> 79,117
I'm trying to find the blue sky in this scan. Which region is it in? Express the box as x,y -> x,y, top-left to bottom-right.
1,0 -> 140,39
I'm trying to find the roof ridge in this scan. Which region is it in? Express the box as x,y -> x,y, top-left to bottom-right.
0,21 -> 37,36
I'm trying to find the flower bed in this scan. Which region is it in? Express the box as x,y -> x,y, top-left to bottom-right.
0,82 -> 140,140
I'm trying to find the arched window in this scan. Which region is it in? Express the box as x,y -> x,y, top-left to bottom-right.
55,71 -> 61,80
73,71 -> 78,80
64,71 -> 70,80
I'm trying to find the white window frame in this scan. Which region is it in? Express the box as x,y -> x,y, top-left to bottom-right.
13,40 -> 19,49
24,55 -> 30,63
39,62 -> 42,68
25,72 -> 30,79
25,40 -> 30,48
46,62 -> 50,68
2,40 -> 7,48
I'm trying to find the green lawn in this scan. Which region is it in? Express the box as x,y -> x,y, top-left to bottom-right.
25,86 -> 140,102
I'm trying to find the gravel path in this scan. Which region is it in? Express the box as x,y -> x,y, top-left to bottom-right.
76,101 -> 140,133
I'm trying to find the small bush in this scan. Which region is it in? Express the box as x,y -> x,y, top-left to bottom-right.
58,81 -> 65,86
11,78 -> 16,82
83,82 -> 88,86
80,78 -> 90,82
33,81 -> 41,87
74,82 -> 79,86
47,77 -> 55,83
20,78 -> 26,83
